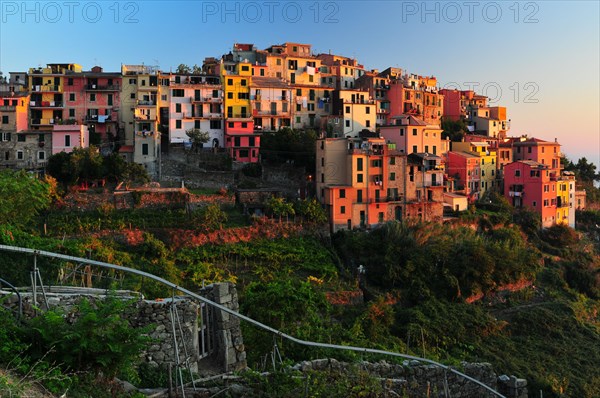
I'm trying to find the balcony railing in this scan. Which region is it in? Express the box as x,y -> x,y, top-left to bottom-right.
86,84 -> 120,91
30,101 -> 63,108
30,118 -> 56,125
31,85 -> 60,92
253,110 -> 290,116
136,100 -> 156,106
226,113 -> 251,119
0,106 -> 16,111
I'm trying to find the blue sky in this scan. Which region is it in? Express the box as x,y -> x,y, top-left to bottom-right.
1,0 -> 598,166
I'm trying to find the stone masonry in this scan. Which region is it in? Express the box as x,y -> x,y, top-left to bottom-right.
0,283 -> 247,375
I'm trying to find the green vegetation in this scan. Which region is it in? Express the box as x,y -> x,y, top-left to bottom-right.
441,117 -> 469,141
1,169 -> 599,397
260,127 -> 318,173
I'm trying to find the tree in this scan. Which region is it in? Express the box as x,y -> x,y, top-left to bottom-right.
185,128 -> 210,152
192,64 -> 202,75
441,117 -> 469,141
574,157 -> 598,183
267,196 -> 295,222
176,64 -> 191,74
0,169 -> 52,228
296,198 -> 327,224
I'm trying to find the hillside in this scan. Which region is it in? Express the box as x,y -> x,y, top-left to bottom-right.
1,188 -> 599,397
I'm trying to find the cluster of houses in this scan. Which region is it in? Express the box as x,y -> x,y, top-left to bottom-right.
0,42 -> 586,230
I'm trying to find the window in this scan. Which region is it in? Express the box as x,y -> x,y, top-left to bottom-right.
400,128 -> 404,136
346,106 -> 350,114
2,116 -> 9,124
241,65 -> 249,72
16,150 -> 23,160
238,92 -> 249,99
425,145 -> 429,153
515,170 -> 521,177
130,93 -> 136,99
234,137 -> 241,147
544,184 -> 549,192
241,79 -> 247,86
17,134 -> 25,142
339,189 -> 346,198
340,206 -> 346,214
412,145 -> 418,153
89,93 -> 96,102
296,117 -> 301,123
172,89 -> 184,97
357,174 -> 363,183
69,109 -> 75,118
345,120 -> 350,127
194,120 -> 201,129
357,190 -> 363,203
227,92 -> 233,99
366,107 -> 370,114
142,143 -> 148,155
176,120 -> 182,129
378,212 -> 384,223
366,120 -> 371,128
129,78 -> 136,84
67,78 -> 73,86
227,79 -> 233,86
357,158 -> 363,171
210,120 -> 221,129
412,128 -> 417,136
38,151 -> 45,160
69,93 -> 75,101
65,135 -> 71,147
176,103 -> 182,113
108,94 -> 113,106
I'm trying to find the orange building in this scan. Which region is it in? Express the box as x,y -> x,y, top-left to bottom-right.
316,136 -> 443,232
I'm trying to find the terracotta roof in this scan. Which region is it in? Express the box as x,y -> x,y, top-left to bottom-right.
388,114 -> 427,126
251,77 -> 290,88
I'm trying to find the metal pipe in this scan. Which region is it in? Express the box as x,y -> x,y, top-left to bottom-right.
0,277 -> 23,319
0,244 -> 505,398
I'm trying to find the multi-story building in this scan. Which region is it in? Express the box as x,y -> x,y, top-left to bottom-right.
439,89 -> 488,121
504,160 -> 558,228
315,137 -> 443,232
446,151 -> 481,202
62,66 -> 122,145
121,64 -> 162,175
51,124 -> 89,155
466,105 -> 510,138
380,114 -> 448,156
355,69 -> 392,127
28,63 -> 81,131
386,73 -> 443,126
329,89 -> 376,137
222,61 -> 258,162
556,171 -> 576,228
250,76 -> 292,132
264,43 -> 333,130
451,141 -> 498,194
316,53 -> 366,90
0,72 -> 28,93
0,92 -> 51,170
511,137 -> 562,175
166,73 -> 223,147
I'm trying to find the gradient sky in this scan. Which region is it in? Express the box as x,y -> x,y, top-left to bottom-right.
1,0 -> 598,167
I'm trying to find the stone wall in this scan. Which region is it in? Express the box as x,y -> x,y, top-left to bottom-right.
197,283 -> 247,372
0,283 -> 247,375
294,358 -> 527,398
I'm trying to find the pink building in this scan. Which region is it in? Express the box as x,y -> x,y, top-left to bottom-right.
224,120 -> 259,163
511,137 -> 562,175
504,160 -> 557,228
380,115 -> 446,156
51,124 -> 89,154
446,151 -> 481,202
62,66 -> 122,143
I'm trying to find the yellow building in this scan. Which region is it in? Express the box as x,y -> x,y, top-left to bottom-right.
452,141 -> 498,195
28,63 -> 81,131
121,64 -> 162,176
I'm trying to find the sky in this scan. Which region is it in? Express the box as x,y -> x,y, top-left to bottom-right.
0,0 -> 598,167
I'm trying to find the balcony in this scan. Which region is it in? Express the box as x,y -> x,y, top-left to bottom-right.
31,85 -> 60,92
0,105 -> 16,111
136,100 -> 156,106
86,84 -> 120,91
348,148 -> 384,156
30,118 -> 56,126
226,113 -> 252,120
30,101 -> 63,108
509,191 -> 523,197
253,109 -> 290,117
134,114 -> 154,121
